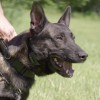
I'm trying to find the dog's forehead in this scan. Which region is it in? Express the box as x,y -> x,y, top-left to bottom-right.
45,23 -> 71,36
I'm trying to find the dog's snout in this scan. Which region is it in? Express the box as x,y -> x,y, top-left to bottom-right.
78,52 -> 88,61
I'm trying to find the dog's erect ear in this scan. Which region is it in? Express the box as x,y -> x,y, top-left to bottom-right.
58,6 -> 71,27
30,2 -> 48,34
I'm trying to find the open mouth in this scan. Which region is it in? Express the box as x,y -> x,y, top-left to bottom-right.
50,55 -> 74,78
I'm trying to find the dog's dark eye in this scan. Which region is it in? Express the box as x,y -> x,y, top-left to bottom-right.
56,36 -> 63,40
56,34 -> 65,40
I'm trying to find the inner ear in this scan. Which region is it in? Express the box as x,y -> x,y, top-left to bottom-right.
31,4 -> 43,27
58,6 -> 71,27
30,2 -> 48,34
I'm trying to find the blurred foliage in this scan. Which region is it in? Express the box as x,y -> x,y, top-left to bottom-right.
1,0 -> 100,14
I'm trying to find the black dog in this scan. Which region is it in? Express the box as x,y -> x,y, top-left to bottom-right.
0,2 -> 88,100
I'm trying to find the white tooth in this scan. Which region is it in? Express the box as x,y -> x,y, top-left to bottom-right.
59,65 -> 62,67
54,58 -> 57,62
56,61 -> 59,64
66,70 -> 69,74
56,62 -> 59,65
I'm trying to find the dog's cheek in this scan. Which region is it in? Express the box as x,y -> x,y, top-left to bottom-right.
45,39 -> 58,51
42,48 -> 48,58
32,46 -> 48,60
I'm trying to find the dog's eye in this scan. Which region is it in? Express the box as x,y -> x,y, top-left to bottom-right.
56,34 -> 65,40
56,36 -> 63,40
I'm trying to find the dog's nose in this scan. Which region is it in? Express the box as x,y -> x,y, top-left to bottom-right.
78,52 -> 88,61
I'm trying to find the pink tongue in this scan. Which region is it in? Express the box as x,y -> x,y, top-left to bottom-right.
63,62 -> 72,70
63,62 -> 74,77
68,69 -> 74,77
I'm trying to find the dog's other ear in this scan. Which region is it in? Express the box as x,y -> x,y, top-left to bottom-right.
58,6 -> 71,27
30,2 -> 48,34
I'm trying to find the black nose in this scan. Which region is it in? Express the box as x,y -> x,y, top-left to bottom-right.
78,52 -> 88,61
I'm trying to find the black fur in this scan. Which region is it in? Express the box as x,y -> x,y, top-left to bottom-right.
0,2 -> 88,100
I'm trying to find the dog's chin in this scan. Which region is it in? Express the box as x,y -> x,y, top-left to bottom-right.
50,56 -> 74,78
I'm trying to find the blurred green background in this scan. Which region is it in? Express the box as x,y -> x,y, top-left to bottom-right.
1,0 -> 100,100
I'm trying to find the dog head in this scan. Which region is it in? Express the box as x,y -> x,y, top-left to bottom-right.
29,3 -> 88,78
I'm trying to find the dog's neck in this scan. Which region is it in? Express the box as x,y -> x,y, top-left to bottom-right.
7,31 -> 55,77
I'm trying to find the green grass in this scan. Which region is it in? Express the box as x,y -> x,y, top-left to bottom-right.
5,7 -> 100,100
